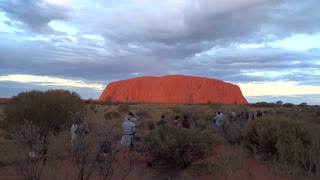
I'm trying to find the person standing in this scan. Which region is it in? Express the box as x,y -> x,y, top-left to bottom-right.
70,118 -> 80,148
120,115 -> 135,152
214,111 -> 224,127
171,116 -> 180,127
74,118 -> 89,163
182,115 -> 191,129
128,111 -> 138,124
128,111 -> 138,136
157,114 -> 167,126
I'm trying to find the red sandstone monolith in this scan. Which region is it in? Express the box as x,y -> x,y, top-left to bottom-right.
99,75 -> 248,104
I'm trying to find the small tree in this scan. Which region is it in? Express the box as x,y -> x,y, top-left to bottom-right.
283,103 -> 295,108
276,101 -> 283,106
298,102 -> 307,107
4,89 -> 84,164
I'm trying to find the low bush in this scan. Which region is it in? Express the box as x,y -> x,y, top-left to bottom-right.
104,111 -> 121,119
222,121 -> 244,145
171,106 -> 182,114
136,109 -> 151,119
243,116 -> 320,176
88,104 -> 96,111
207,102 -> 223,109
136,118 -> 154,128
142,126 -> 216,168
117,103 -> 130,113
243,116 -> 283,155
217,146 -> 243,180
276,123 -> 320,177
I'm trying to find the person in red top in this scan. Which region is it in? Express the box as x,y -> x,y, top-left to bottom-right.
171,115 -> 180,126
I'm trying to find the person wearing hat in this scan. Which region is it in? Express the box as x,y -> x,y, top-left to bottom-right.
128,111 -> 138,124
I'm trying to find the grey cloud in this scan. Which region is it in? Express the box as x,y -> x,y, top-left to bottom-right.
0,0 -> 320,101
89,0 -> 320,62
170,47 -> 320,84
0,34 -> 171,82
1,29 -> 319,86
0,0 -> 72,34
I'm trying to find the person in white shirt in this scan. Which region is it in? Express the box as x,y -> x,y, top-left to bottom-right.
214,112 -> 224,127
120,115 -> 135,152
70,118 -> 80,148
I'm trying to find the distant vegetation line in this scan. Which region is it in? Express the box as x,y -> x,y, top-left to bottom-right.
0,96 -> 312,108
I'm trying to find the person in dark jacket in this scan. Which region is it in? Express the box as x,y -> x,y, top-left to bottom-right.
157,114 -> 167,126
182,115 -> 191,129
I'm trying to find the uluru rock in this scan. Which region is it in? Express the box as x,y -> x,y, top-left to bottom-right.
99,75 -> 248,104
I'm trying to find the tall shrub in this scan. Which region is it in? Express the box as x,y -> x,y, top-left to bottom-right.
5,89 -> 84,135
4,89 -> 84,154
142,126 -> 216,168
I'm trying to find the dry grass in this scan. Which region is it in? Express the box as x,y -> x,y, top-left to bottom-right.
0,142 -> 19,167
1,102 -> 320,180
0,102 -> 290,168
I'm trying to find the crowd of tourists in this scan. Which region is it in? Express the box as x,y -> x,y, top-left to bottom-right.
68,108 -> 267,163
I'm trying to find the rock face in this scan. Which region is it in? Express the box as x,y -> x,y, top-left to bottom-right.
99,75 -> 248,104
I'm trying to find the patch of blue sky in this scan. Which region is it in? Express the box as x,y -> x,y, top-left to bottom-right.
0,12 -> 17,33
80,34 -> 104,41
0,74 -> 104,91
48,20 -> 77,35
243,71 -> 291,79
275,34 -> 320,51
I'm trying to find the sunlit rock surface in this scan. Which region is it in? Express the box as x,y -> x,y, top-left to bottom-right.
99,75 -> 248,104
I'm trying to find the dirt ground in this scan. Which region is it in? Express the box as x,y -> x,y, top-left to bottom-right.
0,142 -> 289,180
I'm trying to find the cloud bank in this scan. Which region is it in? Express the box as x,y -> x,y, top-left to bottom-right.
0,0 -> 320,104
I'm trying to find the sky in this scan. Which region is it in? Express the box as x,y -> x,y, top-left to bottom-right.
0,0 -> 320,105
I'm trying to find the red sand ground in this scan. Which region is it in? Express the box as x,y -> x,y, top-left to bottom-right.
0,142 -> 289,180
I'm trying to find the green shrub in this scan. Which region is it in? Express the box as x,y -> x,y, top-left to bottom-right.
203,112 -> 214,122
104,111 -> 121,119
304,126 -> 320,176
223,121 -> 244,145
88,104 -> 96,111
243,116 -> 320,176
283,103 -> 295,108
142,126 -> 216,168
117,103 -> 130,113
243,116 -> 283,155
4,89 -> 84,136
276,123 -> 320,176
136,119 -> 155,132
3,89 -> 84,170
171,106 -> 182,114
136,109 -> 151,119
251,102 -> 276,108
207,102 -> 223,109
